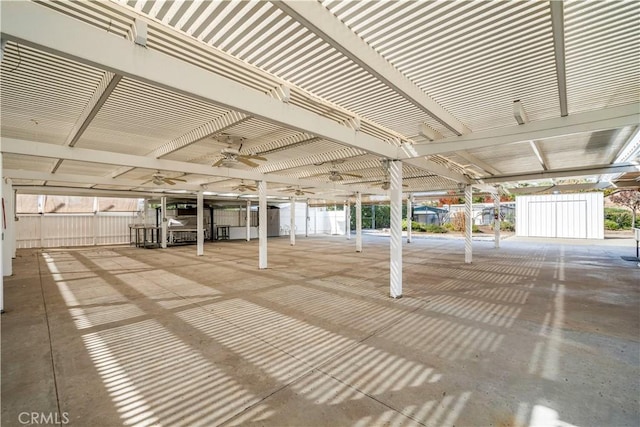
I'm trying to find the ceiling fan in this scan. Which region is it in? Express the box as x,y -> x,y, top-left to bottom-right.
309,161 -> 362,182
232,181 -> 257,192
282,186 -> 315,196
150,171 -> 187,186
372,159 -> 407,190
212,135 -> 267,168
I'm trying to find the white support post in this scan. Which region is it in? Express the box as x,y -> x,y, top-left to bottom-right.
390,160 -> 403,298
196,191 -> 204,256
2,177 -> 14,278
407,193 -> 413,243
290,197 -> 296,246
12,189 -> 17,258
346,201 -> 351,240
160,196 -> 167,249
465,185 -> 473,264
494,192 -> 501,249
371,205 -> 376,230
246,200 -> 251,241
92,196 -> 98,246
142,199 -> 148,226
258,180 -> 267,269
355,192 -> 362,252
305,201 -> 309,237
0,152 -> 4,313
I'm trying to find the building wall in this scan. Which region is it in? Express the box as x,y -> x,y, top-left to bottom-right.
516,193 -> 604,239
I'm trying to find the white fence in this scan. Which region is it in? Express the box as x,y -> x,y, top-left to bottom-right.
16,212 -> 139,248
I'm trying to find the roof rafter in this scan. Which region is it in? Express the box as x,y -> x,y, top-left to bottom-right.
275,1 -> 470,136
112,110 -> 251,178
0,1 -> 399,160
550,0 -> 568,117
411,103 -> 640,156
1,138 -> 384,195
481,163 -> 640,183
50,71 -> 122,174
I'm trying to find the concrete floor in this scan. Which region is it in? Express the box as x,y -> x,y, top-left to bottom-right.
2,235 -> 639,427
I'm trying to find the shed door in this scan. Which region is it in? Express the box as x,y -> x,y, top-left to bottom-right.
556,200 -> 587,238
528,201 -> 556,237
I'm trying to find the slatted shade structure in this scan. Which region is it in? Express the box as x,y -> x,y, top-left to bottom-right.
0,0 -> 638,200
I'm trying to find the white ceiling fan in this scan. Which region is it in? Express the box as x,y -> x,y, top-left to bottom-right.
309,160 -> 362,181
212,135 -> 267,168
149,171 -> 187,186
232,180 -> 257,192
282,186 -> 315,196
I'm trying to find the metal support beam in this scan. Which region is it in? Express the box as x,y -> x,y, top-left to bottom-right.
390,160 -> 403,298
403,157 -> 471,184
464,185 -> 473,264
51,71 -> 122,174
355,192 -> 362,253
529,140 -> 549,170
258,180 -> 267,269
274,1 -> 469,136
196,191 -> 203,256
0,1 -> 397,160
407,193 -> 413,244
112,111 -> 251,178
160,196 -> 167,249
493,193 -> 501,249
246,200 -> 251,242
412,103 -> 640,157
482,163 -> 640,183
2,138 -> 378,195
550,0 -> 568,117
456,150 -> 502,176
290,197 -> 296,246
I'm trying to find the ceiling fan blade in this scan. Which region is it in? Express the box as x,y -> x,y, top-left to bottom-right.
308,172 -> 329,178
170,177 -> 187,182
237,157 -> 259,167
304,191 -> 315,194
164,179 -> 177,185
243,154 -> 267,161
342,173 -> 363,178
212,158 -> 225,167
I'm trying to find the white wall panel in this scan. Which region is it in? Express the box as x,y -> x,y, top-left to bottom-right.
16,212 -> 138,248
516,193 -> 603,239
279,205 -> 345,236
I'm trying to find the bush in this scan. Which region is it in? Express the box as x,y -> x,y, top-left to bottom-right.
445,214 -> 481,233
500,221 -> 515,232
604,207 -> 632,229
424,224 -> 448,233
402,219 -> 424,231
604,219 -> 620,230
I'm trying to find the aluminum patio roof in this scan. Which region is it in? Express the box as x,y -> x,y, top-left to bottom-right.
1,0 -> 638,201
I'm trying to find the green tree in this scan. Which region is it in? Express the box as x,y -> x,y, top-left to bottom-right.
608,190 -> 640,228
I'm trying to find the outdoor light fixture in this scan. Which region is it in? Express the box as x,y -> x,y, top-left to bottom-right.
513,100 -> 529,125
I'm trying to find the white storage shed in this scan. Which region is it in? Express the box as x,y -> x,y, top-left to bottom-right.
516,193 -> 604,239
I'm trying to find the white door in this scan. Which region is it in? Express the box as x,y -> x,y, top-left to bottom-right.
528,201 -> 556,237
556,200 -> 587,238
